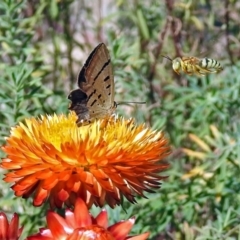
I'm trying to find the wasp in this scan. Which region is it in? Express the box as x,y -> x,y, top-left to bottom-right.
162,55 -> 223,76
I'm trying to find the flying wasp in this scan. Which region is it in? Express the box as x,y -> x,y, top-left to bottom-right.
162,55 -> 223,76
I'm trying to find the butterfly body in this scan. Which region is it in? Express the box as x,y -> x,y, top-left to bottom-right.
68,43 -> 116,125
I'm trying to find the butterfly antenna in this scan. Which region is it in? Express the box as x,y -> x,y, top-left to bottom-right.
117,101 -> 146,106
161,55 -> 173,62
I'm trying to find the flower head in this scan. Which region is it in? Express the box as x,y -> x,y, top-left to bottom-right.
1,113 -> 170,208
27,198 -> 149,240
0,212 -> 23,240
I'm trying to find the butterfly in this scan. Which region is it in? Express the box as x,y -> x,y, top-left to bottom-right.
68,43 -> 117,125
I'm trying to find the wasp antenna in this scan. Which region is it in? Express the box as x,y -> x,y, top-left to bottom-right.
117,101 -> 146,106
161,55 -> 173,61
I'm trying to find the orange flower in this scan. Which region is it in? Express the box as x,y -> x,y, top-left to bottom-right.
0,212 -> 23,240
1,113 -> 170,208
27,198 -> 149,240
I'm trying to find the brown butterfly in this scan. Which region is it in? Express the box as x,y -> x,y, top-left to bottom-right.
68,43 -> 117,125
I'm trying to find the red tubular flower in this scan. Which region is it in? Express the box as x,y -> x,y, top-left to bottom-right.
0,212 -> 23,240
27,198 -> 149,240
1,113 -> 170,208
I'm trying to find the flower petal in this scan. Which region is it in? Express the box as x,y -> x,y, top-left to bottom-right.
0,212 -> 8,239
108,217 -> 135,240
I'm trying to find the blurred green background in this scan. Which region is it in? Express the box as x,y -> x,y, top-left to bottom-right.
0,0 -> 240,239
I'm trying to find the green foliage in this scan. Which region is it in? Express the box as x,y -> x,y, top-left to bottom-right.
0,0 -> 240,239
